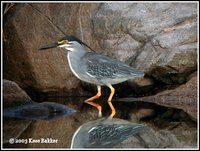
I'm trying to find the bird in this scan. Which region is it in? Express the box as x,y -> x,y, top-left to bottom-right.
39,36 -> 144,119
70,118 -> 147,148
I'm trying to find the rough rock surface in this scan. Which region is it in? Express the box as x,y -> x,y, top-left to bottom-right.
3,3 -> 98,95
3,3 -> 197,93
93,3 -> 197,84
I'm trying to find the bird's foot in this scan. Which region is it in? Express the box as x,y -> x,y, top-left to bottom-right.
98,111 -> 102,118
108,111 -> 116,119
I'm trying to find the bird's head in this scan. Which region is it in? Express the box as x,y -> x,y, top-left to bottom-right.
39,36 -> 93,52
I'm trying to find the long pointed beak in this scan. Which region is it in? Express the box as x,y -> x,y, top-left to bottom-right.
38,42 -> 59,50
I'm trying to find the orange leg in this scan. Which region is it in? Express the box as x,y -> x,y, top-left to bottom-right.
84,86 -> 102,117
107,85 -> 116,119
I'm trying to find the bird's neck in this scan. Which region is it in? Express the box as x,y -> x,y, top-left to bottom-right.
67,50 -> 86,80
68,48 -> 86,57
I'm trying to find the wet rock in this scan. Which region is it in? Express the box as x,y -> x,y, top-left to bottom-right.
4,102 -> 76,120
115,74 -> 197,120
3,80 -> 76,144
71,118 -> 147,148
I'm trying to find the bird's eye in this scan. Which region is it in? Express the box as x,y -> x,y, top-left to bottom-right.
57,40 -> 68,44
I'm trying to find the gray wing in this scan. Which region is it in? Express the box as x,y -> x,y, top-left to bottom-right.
88,124 -> 147,148
82,52 -> 144,79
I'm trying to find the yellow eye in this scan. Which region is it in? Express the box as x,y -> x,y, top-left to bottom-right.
57,40 -> 68,44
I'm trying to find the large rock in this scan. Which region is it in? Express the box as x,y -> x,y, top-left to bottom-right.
3,3 -> 197,94
116,74 -> 197,120
3,4 -> 198,148
3,3 -> 98,95
3,80 -> 32,143
3,79 -> 33,108
93,3 -> 197,84
3,79 -> 77,144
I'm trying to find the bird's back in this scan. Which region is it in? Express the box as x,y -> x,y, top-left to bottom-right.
81,52 -> 144,85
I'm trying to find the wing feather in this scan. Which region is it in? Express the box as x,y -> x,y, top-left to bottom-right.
82,52 -> 143,79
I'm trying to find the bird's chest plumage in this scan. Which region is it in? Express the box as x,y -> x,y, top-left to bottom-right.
67,51 -> 104,85
67,51 -> 87,81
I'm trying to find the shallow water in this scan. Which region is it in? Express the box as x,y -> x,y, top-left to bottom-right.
3,96 -> 197,148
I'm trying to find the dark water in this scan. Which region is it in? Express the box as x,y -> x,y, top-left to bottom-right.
3,96 -> 197,148
3,101 -> 76,121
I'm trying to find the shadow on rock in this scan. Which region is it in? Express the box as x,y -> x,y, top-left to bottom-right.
70,118 -> 147,148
